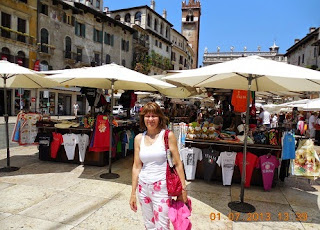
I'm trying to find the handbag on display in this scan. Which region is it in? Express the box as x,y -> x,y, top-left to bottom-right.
164,129 -> 182,196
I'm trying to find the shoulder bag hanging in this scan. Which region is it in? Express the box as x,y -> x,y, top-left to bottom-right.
164,129 -> 182,196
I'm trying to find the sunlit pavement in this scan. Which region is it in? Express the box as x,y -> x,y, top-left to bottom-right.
0,145 -> 319,229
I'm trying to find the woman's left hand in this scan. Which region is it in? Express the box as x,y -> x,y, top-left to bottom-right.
177,190 -> 188,204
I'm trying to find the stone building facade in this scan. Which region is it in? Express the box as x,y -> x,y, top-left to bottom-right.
203,42 -> 286,66
171,28 -> 194,70
0,0 -> 38,116
285,27 -> 320,69
107,1 -> 173,75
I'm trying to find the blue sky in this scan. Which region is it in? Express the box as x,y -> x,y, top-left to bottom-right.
104,0 -> 320,67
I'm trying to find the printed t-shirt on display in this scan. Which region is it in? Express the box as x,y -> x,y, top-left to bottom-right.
63,134 -> 79,160
202,148 -> 220,181
235,152 -> 259,188
217,152 -> 237,186
257,155 -> 280,191
180,147 -> 203,180
50,132 -> 63,158
89,115 -> 110,152
77,134 -> 89,162
35,133 -> 53,160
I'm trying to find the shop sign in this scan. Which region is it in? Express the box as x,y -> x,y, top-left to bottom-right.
43,90 -> 49,98
31,97 -> 36,102
34,60 -> 40,71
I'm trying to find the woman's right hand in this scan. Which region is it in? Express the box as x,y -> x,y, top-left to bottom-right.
129,194 -> 137,212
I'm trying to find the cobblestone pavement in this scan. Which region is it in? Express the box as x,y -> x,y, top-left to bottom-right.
0,145 -> 319,229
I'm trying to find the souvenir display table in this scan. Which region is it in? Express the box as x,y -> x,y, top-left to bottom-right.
184,138 -> 282,188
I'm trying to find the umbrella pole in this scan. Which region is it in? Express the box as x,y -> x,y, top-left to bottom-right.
100,79 -> 119,179
0,75 -> 20,172
228,74 -> 255,213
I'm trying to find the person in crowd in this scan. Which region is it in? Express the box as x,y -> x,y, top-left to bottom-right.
271,113 -> 278,128
308,112 -> 317,138
73,102 -> 79,117
259,107 -> 271,128
278,112 -> 285,127
315,114 -> 320,145
129,102 -> 187,230
213,115 -> 224,131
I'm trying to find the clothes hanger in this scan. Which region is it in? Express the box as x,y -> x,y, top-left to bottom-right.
266,152 -> 272,158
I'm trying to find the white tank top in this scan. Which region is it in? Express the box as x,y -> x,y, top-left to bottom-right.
139,129 -> 167,184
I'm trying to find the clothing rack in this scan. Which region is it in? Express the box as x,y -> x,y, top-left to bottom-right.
38,126 -> 92,131
185,139 -> 282,151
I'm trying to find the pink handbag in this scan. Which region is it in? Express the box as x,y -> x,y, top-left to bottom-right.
164,130 -> 182,196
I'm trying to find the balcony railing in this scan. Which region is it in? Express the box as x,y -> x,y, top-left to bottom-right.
37,43 -> 55,55
0,26 -> 36,46
133,37 -> 149,49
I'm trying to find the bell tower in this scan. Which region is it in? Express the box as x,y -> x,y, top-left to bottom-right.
181,0 -> 201,68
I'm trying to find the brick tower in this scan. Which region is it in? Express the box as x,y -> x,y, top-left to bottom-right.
181,0 -> 201,68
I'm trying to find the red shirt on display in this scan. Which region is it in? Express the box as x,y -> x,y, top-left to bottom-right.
235,152 -> 258,188
50,132 -> 63,158
89,115 -> 110,152
231,90 -> 252,113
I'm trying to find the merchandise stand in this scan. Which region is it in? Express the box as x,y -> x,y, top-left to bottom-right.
185,139 -> 281,187
37,123 -> 138,167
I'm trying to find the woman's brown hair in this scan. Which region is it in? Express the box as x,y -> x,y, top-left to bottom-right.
139,102 -> 168,130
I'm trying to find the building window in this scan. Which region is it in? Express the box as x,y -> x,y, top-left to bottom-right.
1,47 -> 11,62
159,42 -> 162,49
40,28 -> 49,53
155,40 -> 158,47
302,54 -> 304,63
160,23 -> 163,35
314,47 -> 317,58
298,56 -> 300,65
115,15 -> 120,21
65,36 -> 71,59
135,11 -> 141,22
96,0 -> 100,8
166,46 -> 169,52
76,48 -> 82,62
154,19 -> 158,31
179,55 -> 183,64
165,27 -> 169,38
121,39 -> 129,52
105,54 -> 111,64
171,52 -> 176,61
93,29 -> 102,43
63,13 -> 74,26
94,53 -> 100,65
1,12 -> 11,38
17,18 -> 26,43
125,13 -> 131,23
147,14 -> 151,27
40,3 -> 48,16
16,51 -> 25,66
122,59 -> 126,67
104,33 -> 114,46
75,22 -> 85,37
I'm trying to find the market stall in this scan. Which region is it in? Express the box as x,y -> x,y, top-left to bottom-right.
164,55 -> 320,212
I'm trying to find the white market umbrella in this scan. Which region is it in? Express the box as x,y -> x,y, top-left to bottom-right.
302,98 -> 320,111
0,60 -> 59,172
164,55 -> 320,213
47,63 -> 175,179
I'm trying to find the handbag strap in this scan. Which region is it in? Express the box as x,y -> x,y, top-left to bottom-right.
164,129 -> 170,151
